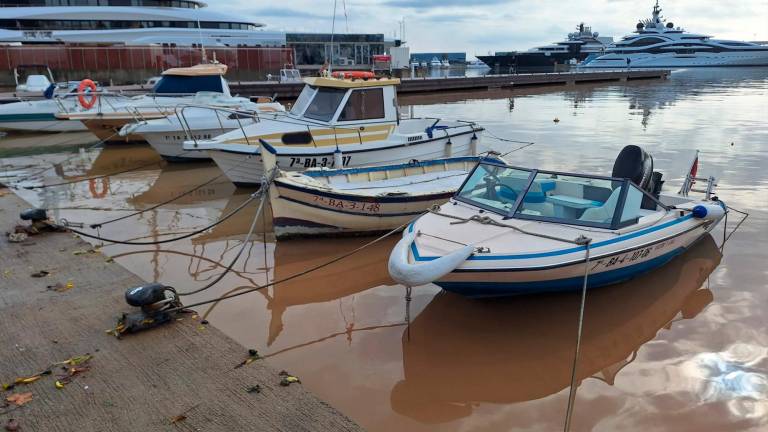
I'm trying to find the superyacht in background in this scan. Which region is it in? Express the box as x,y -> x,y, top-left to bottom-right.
581,1 -> 768,68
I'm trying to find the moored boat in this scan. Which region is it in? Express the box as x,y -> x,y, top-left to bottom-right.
388,145 -> 727,297
184,75 -> 484,187
260,140 -> 500,238
56,63 -> 270,143
120,99 -> 284,161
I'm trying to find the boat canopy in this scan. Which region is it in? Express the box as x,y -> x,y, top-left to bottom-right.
151,64 -> 228,95
455,160 -> 668,230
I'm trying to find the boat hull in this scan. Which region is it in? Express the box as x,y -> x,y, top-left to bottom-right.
143,129 -> 221,161
208,130 -> 480,187
431,220 -> 714,297
0,107 -> 87,132
581,50 -> 768,68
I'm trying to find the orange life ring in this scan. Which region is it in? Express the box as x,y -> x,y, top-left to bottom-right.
331,71 -> 376,80
89,177 -> 109,199
77,79 -> 98,109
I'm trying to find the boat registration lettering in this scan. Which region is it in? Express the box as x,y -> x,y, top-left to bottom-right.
312,195 -> 381,213
597,247 -> 654,269
289,156 -> 351,168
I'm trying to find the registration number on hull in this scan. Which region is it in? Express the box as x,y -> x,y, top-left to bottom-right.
590,238 -> 677,272
312,195 -> 381,213
288,156 -> 351,168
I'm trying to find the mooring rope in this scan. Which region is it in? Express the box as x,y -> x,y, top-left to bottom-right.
165,214 -> 421,313
56,191 -> 259,246
176,180 -> 268,297
428,205 -> 583,245
563,236 -> 592,432
89,152 -> 255,229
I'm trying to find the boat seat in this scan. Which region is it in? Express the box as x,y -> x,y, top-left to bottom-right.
579,187 -> 622,223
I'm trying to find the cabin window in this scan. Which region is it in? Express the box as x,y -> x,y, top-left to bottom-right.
338,88 -> 385,121
626,37 -> 666,47
303,87 -> 346,122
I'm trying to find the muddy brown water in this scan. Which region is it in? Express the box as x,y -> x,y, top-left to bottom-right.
1,68 -> 766,431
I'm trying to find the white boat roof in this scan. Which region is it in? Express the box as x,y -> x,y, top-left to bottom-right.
303,76 -> 400,88
162,63 -> 228,76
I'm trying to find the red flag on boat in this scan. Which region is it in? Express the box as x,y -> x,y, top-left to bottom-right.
689,154 -> 699,185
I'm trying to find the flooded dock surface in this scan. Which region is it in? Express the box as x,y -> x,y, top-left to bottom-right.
1,67 -> 766,431
0,192 -> 362,431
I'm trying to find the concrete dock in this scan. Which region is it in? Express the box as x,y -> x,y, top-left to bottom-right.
0,190 -> 362,431
233,69 -> 671,99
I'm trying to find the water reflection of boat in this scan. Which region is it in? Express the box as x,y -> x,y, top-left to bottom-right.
390,234 -> 721,423
190,190 -> 271,245
265,236 -> 397,345
128,163 -> 235,208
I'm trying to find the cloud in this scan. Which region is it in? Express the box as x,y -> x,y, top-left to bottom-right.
214,0 -> 768,54
382,0 -> 511,9
245,7 -> 330,20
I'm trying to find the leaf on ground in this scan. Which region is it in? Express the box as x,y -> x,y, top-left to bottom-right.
13,375 -> 41,385
169,414 -> 187,424
46,282 -> 72,293
5,392 -> 32,406
60,354 -> 93,366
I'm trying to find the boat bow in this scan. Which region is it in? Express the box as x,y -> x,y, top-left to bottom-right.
388,230 -> 474,287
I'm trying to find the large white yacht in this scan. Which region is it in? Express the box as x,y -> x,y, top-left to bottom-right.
0,0 -> 285,47
581,1 -> 768,68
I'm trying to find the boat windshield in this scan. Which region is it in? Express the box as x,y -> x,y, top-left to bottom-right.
152,75 -> 224,94
290,85 -> 316,116
456,162 -> 663,229
303,87 -> 347,122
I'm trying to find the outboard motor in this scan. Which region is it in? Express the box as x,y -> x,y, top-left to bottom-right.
612,145 -> 654,190
612,145 -> 664,209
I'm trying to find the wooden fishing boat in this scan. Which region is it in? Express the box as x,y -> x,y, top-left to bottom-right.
388,146 -> 727,297
261,140 -> 499,238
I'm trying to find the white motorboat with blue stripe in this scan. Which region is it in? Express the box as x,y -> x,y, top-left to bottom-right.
388,146 -> 726,297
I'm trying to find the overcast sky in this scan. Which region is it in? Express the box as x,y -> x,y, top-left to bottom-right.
209,0 -> 768,56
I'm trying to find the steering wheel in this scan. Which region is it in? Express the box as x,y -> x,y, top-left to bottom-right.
483,174 -> 518,202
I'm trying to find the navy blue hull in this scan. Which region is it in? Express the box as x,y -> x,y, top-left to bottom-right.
435,247 -> 686,298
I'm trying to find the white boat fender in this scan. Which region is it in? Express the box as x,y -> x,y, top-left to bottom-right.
334,148 -> 343,168
388,230 -> 474,287
692,202 -> 726,221
119,123 -> 140,137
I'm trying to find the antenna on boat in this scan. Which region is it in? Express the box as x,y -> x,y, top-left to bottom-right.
195,3 -> 208,63
329,0 -> 338,74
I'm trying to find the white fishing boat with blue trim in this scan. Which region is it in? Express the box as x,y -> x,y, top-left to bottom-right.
388,146 -> 726,297
260,140 -> 499,238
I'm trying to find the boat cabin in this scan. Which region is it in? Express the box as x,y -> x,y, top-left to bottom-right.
152,63 -> 231,96
455,160 -> 668,230
288,76 -> 400,125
